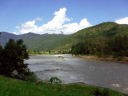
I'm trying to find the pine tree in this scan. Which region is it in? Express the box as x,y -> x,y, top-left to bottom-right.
0,39 -> 30,80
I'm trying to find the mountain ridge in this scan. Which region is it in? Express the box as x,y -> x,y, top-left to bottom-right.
0,32 -> 71,52
0,22 -> 128,52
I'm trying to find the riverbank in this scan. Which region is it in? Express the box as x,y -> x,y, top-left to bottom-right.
0,75 -> 126,96
78,55 -> 128,63
29,54 -> 128,63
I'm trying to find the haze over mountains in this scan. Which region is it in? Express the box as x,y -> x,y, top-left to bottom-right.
0,22 -> 128,52
0,32 -> 71,51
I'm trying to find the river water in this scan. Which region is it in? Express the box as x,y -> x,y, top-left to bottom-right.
26,54 -> 128,94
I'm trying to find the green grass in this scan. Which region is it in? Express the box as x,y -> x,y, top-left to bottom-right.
0,75 -> 127,96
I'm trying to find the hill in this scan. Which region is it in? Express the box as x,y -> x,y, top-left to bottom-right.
71,22 -> 128,56
74,22 -> 128,39
0,22 -> 128,54
0,32 -> 72,52
20,33 -> 72,52
0,32 -> 18,45
0,75 -> 126,96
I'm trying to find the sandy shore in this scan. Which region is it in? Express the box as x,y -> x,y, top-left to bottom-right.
77,55 -> 128,64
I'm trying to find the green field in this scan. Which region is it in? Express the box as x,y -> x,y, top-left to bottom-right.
0,75 -> 126,96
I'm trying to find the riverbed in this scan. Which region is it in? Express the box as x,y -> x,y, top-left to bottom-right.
26,54 -> 128,94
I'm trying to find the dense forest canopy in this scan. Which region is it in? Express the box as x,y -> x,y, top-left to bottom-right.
71,22 -> 128,57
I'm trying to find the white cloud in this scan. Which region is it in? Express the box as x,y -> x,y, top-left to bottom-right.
16,8 -> 91,34
62,18 -> 91,34
115,17 -> 128,24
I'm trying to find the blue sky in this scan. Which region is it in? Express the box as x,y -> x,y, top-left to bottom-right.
0,0 -> 128,34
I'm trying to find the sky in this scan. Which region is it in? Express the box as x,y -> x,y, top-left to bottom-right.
0,0 -> 128,34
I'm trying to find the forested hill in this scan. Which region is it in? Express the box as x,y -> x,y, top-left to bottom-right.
19,33 -> 71,52
71,22 -> 128,56
0,32 -> 71,52
0,22 -> 128,55
74,22 -> 128,39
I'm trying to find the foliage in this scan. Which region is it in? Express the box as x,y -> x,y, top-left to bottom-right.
71,42 -> 86,55
22,34 -> 72,52
0,32 -> 72,52
49,77 -> 62,84
0,39 -> 30,80
71,22 -> 128,57
91,88 -> 110,96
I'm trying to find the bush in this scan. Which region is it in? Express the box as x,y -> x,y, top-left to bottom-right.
49,77 -> 62,84
91,87 -> 110,96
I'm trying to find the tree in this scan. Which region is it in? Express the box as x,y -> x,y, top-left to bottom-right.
71,42 -> 85,55
0,39 -> 30,80
110,34 -> 128,57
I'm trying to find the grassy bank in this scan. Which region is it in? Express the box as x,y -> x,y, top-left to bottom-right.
78,55 -> 128,63
0,75 -> 127,96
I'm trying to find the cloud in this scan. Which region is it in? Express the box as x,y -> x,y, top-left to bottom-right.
62,18 -> 91,34
115,17 -> 128,24
16,8 -> 91,34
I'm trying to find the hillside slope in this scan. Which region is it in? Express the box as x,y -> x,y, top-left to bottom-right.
71,22 -> 128,56
73,22 -> 128,40
1,22 -> 128,53
0,32 -> 72,51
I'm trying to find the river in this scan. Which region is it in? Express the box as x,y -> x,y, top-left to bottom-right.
26,54 -> 128,94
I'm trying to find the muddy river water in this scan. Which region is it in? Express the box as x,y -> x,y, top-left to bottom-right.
26,54 -> 128,94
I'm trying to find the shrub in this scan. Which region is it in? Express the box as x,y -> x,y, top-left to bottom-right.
49,77 -> 62,84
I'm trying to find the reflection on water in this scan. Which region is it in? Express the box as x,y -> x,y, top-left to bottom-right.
26,54 -> 128,94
